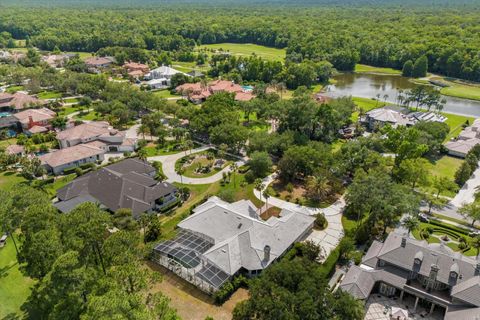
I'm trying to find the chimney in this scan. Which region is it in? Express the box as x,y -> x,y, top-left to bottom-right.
401,236 -> 407,248
28,115 -> 34,128
429,264 -> 439,281
264,245 -> 271,262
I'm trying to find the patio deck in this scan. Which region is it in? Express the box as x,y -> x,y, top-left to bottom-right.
365,295 -> 444,320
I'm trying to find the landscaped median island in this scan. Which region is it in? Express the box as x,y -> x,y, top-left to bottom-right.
175,150 -> 234,178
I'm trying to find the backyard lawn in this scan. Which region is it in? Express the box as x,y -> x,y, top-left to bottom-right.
198,43 -> 286,62
443,112 -> 475,141
37,91 -> 62,99
351,96 -> 387,121
0,171 -> 27,191
58,106 -> 79,117
0,236 -> 34,319
423,156 -> 463,197
355,64 -> 402,75
152,89 -> 179,99
5,85 -> 24,93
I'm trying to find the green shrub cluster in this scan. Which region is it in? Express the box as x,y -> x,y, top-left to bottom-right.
213,275 -> 248,305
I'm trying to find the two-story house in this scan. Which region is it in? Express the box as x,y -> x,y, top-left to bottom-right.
339,232 -> 480,319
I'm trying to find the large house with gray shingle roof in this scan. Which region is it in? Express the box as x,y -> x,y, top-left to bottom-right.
54,158 -> 178,216
339,232 -> 480,319
152,196 -> 314,293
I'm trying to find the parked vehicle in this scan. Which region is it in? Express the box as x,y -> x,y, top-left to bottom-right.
0,234 -> 7,248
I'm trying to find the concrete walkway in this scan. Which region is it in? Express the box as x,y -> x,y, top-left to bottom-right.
253,173 -> 345,261
451,161 -> 480,207
148,146 -> 246,185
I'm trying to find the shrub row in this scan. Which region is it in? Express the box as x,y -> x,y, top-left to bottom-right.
429,219 -> 470,236
159,198 -> 181,214
212,275 -> 248,305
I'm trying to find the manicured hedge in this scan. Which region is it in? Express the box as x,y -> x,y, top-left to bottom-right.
159,198 -> 181,214
429,219 -> 470,235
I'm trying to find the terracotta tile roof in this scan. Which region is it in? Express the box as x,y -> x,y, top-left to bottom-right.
124,61 -> 149,73
234,91 -> 255,101
13,107 -> 56,124
27,125 -> 48,134
57,121 -> 112,141
6,144 -> 24,155
85,56 -> 114,67
0,92 -> 45,110
39,144 -> 105,168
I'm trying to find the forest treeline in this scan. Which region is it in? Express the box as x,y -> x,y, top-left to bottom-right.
0,6 -> 480,81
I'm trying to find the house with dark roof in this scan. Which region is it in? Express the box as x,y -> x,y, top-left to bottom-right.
339,232 -> 480,319
54,158 -> 178,216
152,196 -> 314,293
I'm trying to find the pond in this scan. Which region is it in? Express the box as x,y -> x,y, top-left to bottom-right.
326,73 -> 480,118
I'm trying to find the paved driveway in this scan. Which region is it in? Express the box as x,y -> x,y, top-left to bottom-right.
451,161 -> 480,208
148,146 -> 246,185
253,173 -> 345,261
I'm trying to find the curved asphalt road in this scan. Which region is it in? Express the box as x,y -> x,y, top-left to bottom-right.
147,146 -> 246,185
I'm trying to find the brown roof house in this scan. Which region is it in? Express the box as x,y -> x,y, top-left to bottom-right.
13,107 -> 56,133
85,56 -> 115,73
176,80 -> 255,104
339,231 -> 480,319
54,158 -> 178,216
123,61 -> 150,79
5,144 -> 25,156
56,121 -> 137,152
39,143 -> 105,175
0,92 -> 45,112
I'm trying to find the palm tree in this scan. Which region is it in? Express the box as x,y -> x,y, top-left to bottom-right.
263,190 -> 270,209
137,124 -> 150,141
305,175 -> 332,202
401,215 -> 419,236
254,178 -> 265,200
471,236 -> 480,258
137,148 -> 148,163
176,167 -> 185,184
230,162 -> 238,187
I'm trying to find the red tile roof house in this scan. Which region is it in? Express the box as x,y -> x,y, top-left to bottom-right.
0,92 -> 46,112
13,107 -> 56,133
176,80 -> 255,104
39,143 -> 106,175
56,121 -> 137,152
123,61 -> 150,78
6,144 -> 25,156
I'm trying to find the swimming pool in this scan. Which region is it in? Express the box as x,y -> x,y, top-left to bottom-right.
0,112 -> 11,118
242,85 -> 254,92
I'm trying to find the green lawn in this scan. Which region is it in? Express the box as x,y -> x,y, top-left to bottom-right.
0,171 -> 27,191
171,61 -> 210,73
0,235 -> 34,319
437,79 -> 480,101
5,85 -> 24,93
74,110 -> 101,121
152,90 -> 179,99
63,98 -> 80,104
198,43 -> 286,62
355,64 -> 402,75
443,112 -> 475,141
43,174 -> 77,198
351,96 -> 387,121
37,91 -> 62,100
58,106 -> 79,117
423,155 -> 463,197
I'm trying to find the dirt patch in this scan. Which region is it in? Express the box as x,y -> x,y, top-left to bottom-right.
260,206 -> 282,220
146,262 -> 249,320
